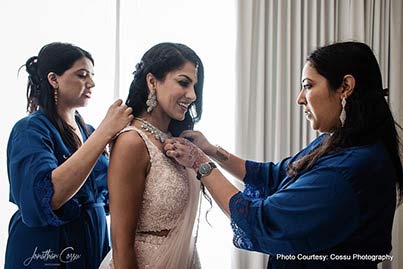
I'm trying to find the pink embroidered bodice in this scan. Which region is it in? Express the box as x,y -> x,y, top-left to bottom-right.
118,126 -> 190,232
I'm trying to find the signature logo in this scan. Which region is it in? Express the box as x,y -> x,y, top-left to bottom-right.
23,246 -> 81,266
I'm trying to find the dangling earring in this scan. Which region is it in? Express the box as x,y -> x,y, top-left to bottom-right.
146,91 -> 157,113
54,88 -> 59,106
339,97 -> 346,127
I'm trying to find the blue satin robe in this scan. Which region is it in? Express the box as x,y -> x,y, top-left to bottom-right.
5,110 -> 110,269
229,134 -> 396,268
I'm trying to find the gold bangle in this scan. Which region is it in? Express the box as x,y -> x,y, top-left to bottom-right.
212,145 -> 230,163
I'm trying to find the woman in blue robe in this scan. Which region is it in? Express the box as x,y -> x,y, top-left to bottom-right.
5,42 -> 133,269
164,42 -> 402,268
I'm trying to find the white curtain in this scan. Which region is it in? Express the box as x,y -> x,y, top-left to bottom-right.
389,1 -> 403,268
234,0 -> 403,268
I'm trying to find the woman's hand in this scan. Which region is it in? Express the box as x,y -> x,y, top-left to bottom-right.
97,99 -> 134,140
179,130 -> 216,156
164,137 -> 210,171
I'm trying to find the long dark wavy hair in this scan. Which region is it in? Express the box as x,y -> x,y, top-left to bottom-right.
24,42 -> 93,151
287,41 -> 403,204
126,42 -> 204,136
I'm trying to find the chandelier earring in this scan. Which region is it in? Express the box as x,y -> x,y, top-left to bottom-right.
339,97 -> 347,127
146,90 -> 157,113
54,87 -> 59,106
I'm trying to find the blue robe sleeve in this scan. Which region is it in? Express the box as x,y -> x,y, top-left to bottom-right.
7,119 -> 80,227
243,158 -> 290,198
86,123 -> 110,214
229,167 -> 360,255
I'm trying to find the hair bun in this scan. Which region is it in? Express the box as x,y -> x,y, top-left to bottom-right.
25,56 -> 38,73
25,56 -> 41,87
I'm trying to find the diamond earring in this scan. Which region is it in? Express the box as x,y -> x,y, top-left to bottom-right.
146,91 -> 157,113
339,97 -> 347,127
54,88 -> 59,106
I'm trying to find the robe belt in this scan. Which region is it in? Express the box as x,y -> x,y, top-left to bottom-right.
79,202 -> 105,209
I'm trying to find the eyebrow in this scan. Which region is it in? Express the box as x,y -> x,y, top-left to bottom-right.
76,68 -> 94,75
178,74 -> 196,83
301,78 -> 312,84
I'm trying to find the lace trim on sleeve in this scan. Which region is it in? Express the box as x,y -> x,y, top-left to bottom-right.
33,174 -> 64,227
231,221 -> 254,250
229,193 -> 257,251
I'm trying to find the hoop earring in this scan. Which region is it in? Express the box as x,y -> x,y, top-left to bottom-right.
54,88 -> 59,106
146,91 -> 157,113
339,97 -> 346,127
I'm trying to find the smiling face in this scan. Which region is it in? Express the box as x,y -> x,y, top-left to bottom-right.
52,57 -> 95,110
297,62 -> 343,133
150,61 -> 197,121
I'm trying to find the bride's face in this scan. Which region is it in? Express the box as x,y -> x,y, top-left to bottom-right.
151,61 -> 198,121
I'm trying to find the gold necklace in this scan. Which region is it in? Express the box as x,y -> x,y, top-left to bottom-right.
134,117 -> 171,143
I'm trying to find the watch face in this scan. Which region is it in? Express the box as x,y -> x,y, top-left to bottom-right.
199,163 -> 211,175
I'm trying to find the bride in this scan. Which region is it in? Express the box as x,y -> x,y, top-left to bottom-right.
100,42 -> 204,268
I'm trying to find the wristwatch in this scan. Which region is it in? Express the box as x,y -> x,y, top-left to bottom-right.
196,162 -> 217,180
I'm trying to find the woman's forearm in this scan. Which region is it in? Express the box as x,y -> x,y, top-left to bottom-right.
208,146 -> 247,181
200,168 -> 240,216
50,129 -> 112,210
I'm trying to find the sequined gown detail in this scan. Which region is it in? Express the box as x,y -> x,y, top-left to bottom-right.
133,127 -> 190,266
100,126 -> 201,269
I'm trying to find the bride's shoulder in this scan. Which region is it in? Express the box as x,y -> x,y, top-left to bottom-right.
110,127 -> 149,160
